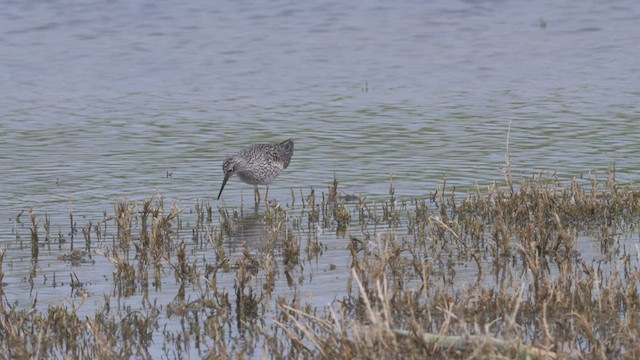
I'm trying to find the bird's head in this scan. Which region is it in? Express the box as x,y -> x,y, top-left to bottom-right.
217,155 -> 239,200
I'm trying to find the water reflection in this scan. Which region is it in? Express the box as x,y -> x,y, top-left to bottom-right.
225,210 -> 268,248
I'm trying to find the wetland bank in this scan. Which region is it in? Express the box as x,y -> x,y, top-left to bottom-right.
3,167 -> 640,359
2,0 -> 639,358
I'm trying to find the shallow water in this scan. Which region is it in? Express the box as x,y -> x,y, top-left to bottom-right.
1,0 -> 639,356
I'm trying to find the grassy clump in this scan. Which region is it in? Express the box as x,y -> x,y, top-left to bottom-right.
2,168 -> 640,359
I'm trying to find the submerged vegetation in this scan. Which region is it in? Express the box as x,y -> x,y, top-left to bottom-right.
2,166 -> 640,359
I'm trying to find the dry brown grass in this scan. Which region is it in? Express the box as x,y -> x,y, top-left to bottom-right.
2,168 -> 640,358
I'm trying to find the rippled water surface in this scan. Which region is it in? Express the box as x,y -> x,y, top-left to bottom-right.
1,0 -> 639,355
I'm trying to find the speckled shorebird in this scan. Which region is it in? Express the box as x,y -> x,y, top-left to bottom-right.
217,139 -> 294,208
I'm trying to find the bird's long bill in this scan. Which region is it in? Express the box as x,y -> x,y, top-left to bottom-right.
217,173 -> 231,200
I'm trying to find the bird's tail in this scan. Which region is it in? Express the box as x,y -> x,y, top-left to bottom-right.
280,139 -> 294,169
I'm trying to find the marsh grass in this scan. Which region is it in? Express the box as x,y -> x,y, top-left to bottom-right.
2,168 -> 640,358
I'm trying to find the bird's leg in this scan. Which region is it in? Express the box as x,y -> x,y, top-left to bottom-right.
264,186 -> 270,210
254,185 -> 261,207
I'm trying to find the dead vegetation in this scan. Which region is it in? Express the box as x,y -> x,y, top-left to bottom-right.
2,167 -> 640,359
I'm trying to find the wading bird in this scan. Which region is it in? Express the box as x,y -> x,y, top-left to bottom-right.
217,139 -> 294,208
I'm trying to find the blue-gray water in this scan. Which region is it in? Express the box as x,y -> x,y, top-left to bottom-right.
1,0 -> 639,356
